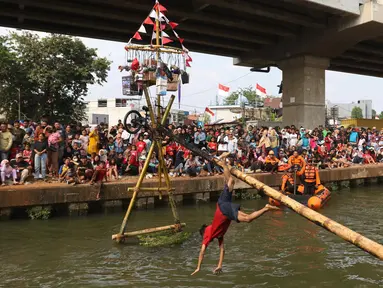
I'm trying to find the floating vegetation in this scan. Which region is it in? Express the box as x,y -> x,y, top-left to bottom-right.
27,206 -> 51,220
238,189 -> 262,200
137,230 -> 192,247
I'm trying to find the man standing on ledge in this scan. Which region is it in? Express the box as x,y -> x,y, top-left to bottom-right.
191,152 -> 279,276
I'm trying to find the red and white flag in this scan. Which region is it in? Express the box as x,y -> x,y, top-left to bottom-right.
256,83 -> 267,97
218,84 -> 230,97
205,107 -> 215,116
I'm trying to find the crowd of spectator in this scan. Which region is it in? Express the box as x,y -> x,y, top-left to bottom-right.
0,118 -> 382,187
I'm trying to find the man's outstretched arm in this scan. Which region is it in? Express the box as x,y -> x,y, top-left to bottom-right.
191,244 -> 206,275
214,240 -> 225,274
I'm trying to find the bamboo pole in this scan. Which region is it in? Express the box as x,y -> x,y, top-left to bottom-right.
160,128 -> 383,260
223,162 -> 383,260
112,223 -> 186,240
124,45 -> 184,54
117,142 -> 157,238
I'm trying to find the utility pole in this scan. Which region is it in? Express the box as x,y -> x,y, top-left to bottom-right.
330,106 -> 339,126
241,101 -> 245,126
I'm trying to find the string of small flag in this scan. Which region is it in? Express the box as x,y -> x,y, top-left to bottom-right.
128,1 -> 192,67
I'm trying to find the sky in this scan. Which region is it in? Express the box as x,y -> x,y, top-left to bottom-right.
2,26 -> 383,113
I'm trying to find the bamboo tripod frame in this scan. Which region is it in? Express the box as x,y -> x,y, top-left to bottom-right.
112,3 -> 185,242
112,87 -> 183,242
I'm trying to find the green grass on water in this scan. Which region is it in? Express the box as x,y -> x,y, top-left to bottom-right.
137,231 -> 192,247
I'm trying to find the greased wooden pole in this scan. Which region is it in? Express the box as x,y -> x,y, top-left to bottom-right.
162,129 -> 383,260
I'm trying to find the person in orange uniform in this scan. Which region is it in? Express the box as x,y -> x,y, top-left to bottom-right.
288,150 -> 306,171
264,150 -> 279,173
280,168 -> 295,193
302,156 -> 321,195
288,150 -> 306,182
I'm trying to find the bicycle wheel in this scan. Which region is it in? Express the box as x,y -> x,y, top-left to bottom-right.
124,110 -> 143,134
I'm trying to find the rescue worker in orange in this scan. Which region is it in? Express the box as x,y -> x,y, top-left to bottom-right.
280,168 -> 295,193
302,156 -> 321,195
288,150 -> 306,171
264,150 -> 279,173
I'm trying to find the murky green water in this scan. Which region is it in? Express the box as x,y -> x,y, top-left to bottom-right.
0,186 -> 382,287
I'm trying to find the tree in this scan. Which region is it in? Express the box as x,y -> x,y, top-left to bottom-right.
379,111 -> 383,119
372,109 -> 377,119
351,107 -> 363,119
0,32 -> 111,123
203,113 -> 211,124
224,87 -> 262,106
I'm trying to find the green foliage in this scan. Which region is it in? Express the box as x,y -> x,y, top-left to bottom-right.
372,109 -> 377,118
0,32 -> 111,122
351,107 -> 363,119
27,206 -> 51,220
224,87 -> 261,106
379,111 -> 383,119
137,230 -> 191,247
237,189 -> 261,200
203,113 -> 211,124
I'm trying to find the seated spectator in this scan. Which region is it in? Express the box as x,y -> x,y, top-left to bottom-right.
10,153 -> 32,185
264,150 -> 279,173
58,158 -> 71,182
125,145 -> 139,176
1,159 -> 17,185
64,162 -> 78,185
92,155 -> 100,169
90,161 -> 108,199
138,151 -> 147,174
77,155 -> 94,183
184,154 -> 200,177
22,143 -> 32,165
148,152 -> 159,174
107,158 -> 119,181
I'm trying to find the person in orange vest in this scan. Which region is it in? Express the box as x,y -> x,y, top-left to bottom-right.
288,150 -> 306,171
302,156 -> 321,195
264,150 -> 279,173
280,168 -> 295,193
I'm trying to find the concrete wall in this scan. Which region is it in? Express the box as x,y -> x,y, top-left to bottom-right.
1,164 -> 383,210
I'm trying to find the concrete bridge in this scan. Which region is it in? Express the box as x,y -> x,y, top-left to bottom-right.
0,0 -> 382,127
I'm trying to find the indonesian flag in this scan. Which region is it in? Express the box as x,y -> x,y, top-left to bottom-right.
205,107 -> 215,116
218,84 -> 230,97
375,116 -> 380,120
256,83 -> 267,97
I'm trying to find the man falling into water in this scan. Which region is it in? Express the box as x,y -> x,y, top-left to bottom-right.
191,152 -> 279,275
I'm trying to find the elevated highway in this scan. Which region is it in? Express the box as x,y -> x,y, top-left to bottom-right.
0,0 -> 382,127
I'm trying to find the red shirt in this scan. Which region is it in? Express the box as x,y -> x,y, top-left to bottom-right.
129,150 -> 138,166
202,203 -> 231,247
136,141 -> 146,154
95,167 -> 107,181
208,142 -> 218,151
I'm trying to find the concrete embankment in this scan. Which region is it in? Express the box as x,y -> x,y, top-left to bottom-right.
0,164 -> 382,219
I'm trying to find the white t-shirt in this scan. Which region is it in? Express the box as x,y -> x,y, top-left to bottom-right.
289,133 -> 298,147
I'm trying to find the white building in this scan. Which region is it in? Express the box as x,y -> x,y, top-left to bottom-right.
208,105 -> 242,123
85,98 -> 188,126
326,99 -> 373,119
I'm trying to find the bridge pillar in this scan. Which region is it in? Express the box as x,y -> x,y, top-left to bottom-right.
278,56 -> 329,129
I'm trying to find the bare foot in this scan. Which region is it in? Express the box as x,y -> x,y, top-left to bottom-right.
265,204 -> 280,211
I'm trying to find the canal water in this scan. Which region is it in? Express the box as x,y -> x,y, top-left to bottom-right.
0,186 -> 382,288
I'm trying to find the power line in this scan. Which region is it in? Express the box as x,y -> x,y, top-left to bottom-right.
183,71 -> 253,98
